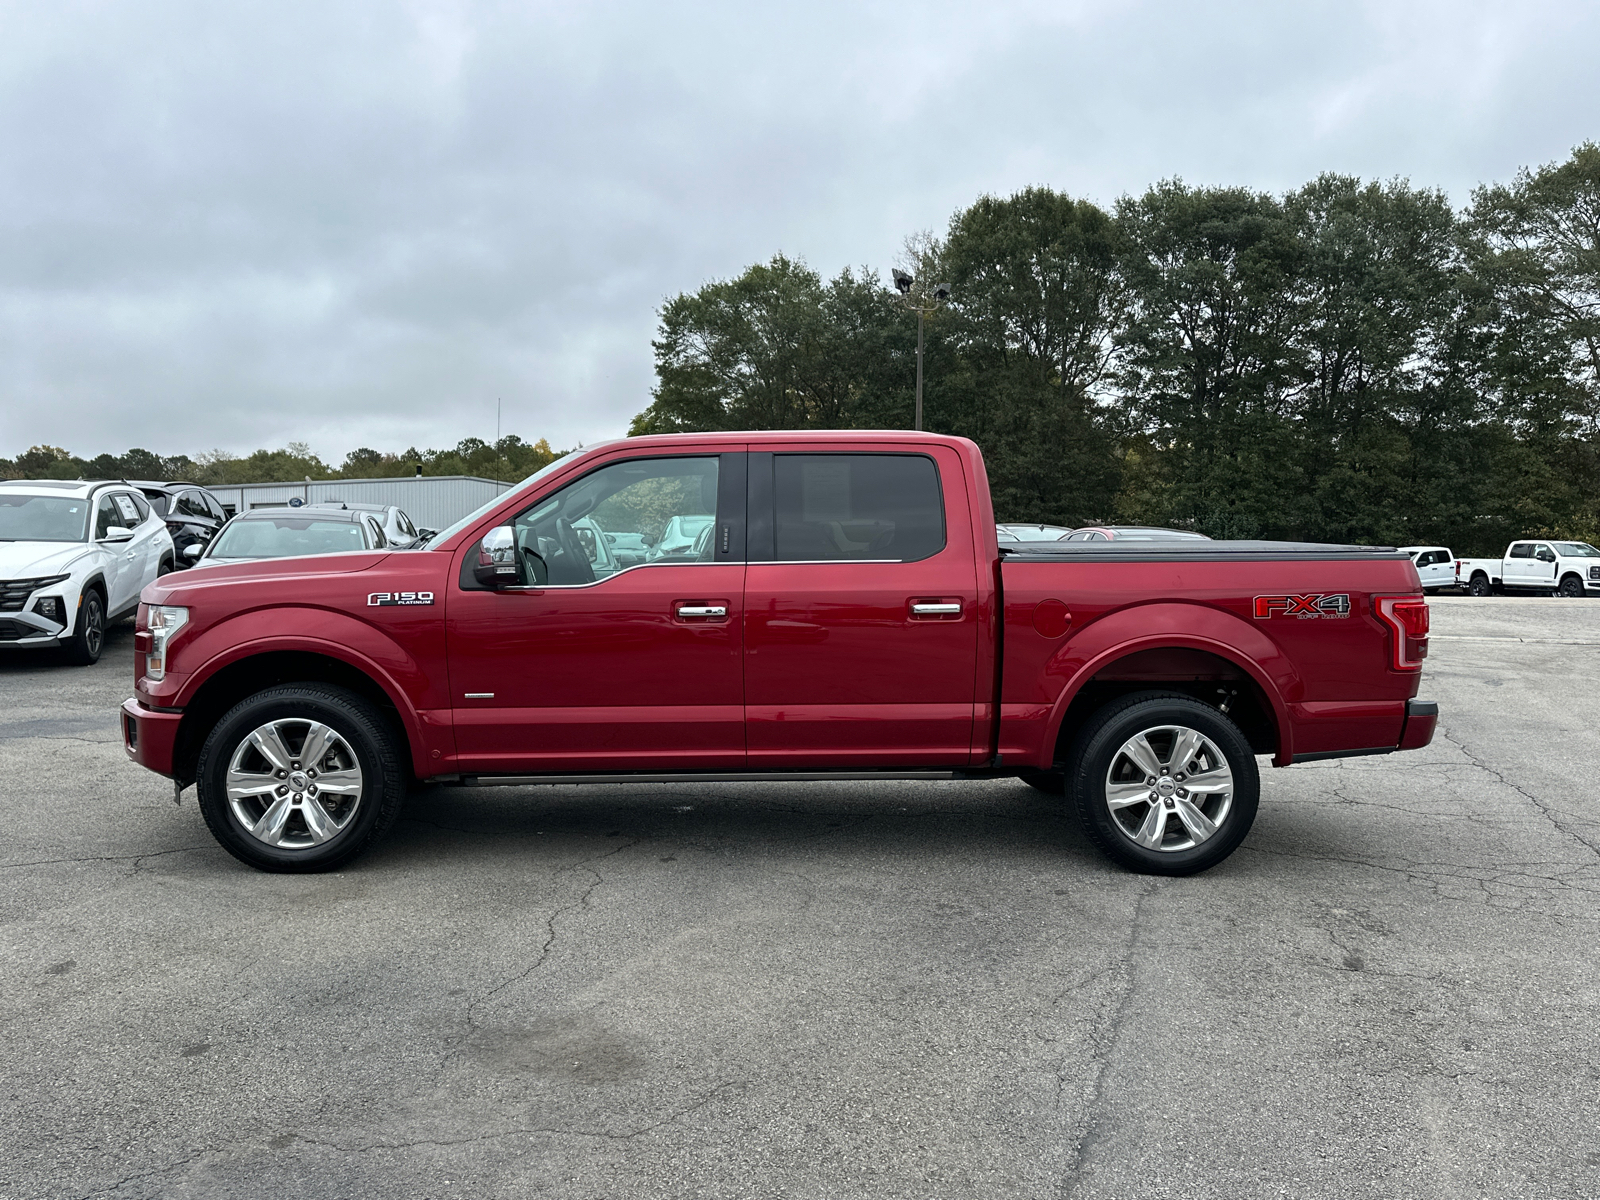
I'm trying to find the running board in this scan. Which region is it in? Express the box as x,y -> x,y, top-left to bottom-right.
455,770 -> 960,788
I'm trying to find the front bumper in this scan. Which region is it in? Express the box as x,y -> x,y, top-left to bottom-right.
0,612 -> 69,647
121,697 -> 182,778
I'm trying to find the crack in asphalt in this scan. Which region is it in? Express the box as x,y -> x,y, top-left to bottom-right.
440,836 -> 641,1073
1238,844 -> 1600,917
292,1080 -> 747,1156
1437,724 -> 1600,860
72,1146 -> 216,1199
1,845 -> 208,871
1057,878 -> 1157,1199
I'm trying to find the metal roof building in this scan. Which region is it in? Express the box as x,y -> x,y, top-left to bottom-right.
205,475 -> 512,531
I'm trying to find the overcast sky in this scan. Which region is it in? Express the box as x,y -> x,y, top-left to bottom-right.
2,0 -> 1596,464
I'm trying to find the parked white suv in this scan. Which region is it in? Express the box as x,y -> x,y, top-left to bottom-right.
1398,546 -> 1456,593
0,480 -> 175,663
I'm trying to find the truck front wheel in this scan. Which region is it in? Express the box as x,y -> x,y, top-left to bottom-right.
195,684 -> 406,873
1066,692 -> 1260,876
1558,574 -> 1586,598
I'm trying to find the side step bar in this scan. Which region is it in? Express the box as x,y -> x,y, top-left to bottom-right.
455,770 -> 960,788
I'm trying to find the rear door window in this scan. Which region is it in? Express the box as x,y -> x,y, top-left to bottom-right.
770,454 -> 944,563
111,493 -> 143,527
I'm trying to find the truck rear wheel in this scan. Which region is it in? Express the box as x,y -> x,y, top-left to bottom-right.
195,684 -> 406,873
1468,574 -> 1492,597
1066,692 -> 1259,876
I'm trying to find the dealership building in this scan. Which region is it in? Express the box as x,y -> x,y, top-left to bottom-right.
205,474 -> 513,532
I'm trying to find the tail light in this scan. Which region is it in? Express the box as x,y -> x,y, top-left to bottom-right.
1375,596 -> 1429,671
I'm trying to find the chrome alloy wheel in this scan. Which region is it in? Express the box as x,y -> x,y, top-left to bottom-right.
1104,724 -> 1234,853
225,719 -> 364,849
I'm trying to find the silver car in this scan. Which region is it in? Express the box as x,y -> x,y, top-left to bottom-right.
194,506 -> 386,565
307,502 -> 427,548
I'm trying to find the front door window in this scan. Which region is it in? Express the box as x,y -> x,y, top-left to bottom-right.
508,457 -> 721,586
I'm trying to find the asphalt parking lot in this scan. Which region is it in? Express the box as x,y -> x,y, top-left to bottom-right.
4,596 -> 1599,1200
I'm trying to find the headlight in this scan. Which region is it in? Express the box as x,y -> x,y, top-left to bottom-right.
145,605 -> 189,681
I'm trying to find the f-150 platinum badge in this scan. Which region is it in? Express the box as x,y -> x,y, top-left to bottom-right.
368,591 -> 435,606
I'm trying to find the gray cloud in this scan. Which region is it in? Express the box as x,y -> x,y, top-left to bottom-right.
2,0 -> 1596,461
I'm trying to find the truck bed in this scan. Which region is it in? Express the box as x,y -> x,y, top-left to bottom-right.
996,540 -> 1426,768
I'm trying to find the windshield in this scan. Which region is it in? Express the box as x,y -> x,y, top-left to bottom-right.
208,516 -> 369,560
1555,543 -> 1600,557
428,453 -> 579,548
0,493 -> 90,542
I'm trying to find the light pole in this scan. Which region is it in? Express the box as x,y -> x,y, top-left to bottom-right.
892,269 -> 950,432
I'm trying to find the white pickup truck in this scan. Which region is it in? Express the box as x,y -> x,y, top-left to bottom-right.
1399,546 -> 1457,593
1455,540 -> 1600,598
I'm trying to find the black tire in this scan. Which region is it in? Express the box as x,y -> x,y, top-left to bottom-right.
195,684 -> 406,873
1558,574 -> 1585,599
1468,574 -> 1492,597
62,588 -> 106,665
1020,770 -> 1066,796
157,556 -> 174,577
1065,691 -> 1260,876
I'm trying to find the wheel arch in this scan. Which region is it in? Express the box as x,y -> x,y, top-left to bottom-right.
170,643 -> 424,789
78,571 -> 108,605
1040,606 -> 1296,767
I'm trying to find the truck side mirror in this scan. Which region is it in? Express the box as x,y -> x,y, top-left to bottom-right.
474,526 -> 520,588
1537,549 -> 1555,562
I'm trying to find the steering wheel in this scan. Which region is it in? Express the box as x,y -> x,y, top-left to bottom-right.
554,517 -> 595,584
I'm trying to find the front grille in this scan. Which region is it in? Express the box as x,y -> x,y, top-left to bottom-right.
0,576 -> 65,613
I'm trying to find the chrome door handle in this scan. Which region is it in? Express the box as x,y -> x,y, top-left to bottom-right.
911,602 -> 962,616
676,605 -> 727,618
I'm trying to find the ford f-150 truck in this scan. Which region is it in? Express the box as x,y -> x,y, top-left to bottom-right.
121,432 -> 1438,876
1456,540 -> 1600,597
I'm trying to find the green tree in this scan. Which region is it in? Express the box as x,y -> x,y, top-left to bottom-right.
1113,181 -> 1302,537
631,255 -> 905,434
1465,143 -> 1600,544
934,187 -> 1126,523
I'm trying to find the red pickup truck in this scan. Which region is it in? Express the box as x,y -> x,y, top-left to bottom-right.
121,432 -> 1437,876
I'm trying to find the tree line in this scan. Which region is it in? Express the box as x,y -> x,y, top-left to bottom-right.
1,437 -> 559,487
632,145 -> 1600,554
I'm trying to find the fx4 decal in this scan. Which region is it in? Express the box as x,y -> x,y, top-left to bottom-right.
368,591 -> 435,607
1254,593 -> 1350,620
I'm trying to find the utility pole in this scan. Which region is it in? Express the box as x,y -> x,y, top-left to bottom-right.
892,270 -> 950,431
